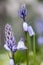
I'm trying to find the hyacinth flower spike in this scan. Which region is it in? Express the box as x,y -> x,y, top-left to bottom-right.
4,23 -> 17,65
18,4 -> 36,65
4,23 -> 17,53
18,4 -> 29,65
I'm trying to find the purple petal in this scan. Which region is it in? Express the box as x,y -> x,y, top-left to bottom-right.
18,4 -> 27,18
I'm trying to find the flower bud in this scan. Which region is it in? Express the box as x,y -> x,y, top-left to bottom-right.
23,22 -> 28,32
27,26 -> 35,36
17,40 -> 27,50
10,58 -> 14,65
18,4 -> 27,18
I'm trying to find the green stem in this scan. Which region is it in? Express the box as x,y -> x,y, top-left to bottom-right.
23,17 -> 29,65
28,35 -> 31,51
24,32 -> 29,65
26,49 -> 29,65
33,35 -> 36,65
12,52 -> 16,65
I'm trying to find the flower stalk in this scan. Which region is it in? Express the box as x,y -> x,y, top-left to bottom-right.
12,52 -> 15,65
24,32 -> 29,65
18,4 -> 29,65
23,16 -> 29,65
33,35 -> 36,65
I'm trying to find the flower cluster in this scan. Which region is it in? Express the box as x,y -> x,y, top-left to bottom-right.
23,22 -> 35,36
4,23 -> 17,53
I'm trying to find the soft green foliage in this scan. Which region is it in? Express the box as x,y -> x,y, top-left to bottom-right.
0,48 -> 43,65
14,50 -> 27,63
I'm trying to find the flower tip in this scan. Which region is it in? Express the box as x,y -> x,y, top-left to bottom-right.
18,4 -> 27,19
5,23 -> 12,32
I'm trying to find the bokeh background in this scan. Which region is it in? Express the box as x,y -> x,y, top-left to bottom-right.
0,0 -> 43,65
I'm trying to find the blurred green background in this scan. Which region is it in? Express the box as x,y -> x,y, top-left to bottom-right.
0,0 -> 43,65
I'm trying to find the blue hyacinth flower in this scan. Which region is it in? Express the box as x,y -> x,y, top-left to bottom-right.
18,4 -> 27,20
4,23 -> 17,53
